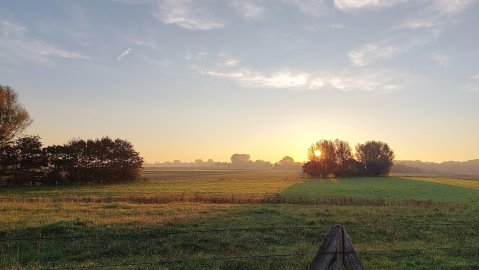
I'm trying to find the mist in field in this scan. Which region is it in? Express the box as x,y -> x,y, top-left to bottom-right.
2,1 -> 479,269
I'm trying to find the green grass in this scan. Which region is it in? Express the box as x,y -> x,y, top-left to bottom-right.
404,177 -> 479,191
282,177 -> 479,204
1,171 -> 478,269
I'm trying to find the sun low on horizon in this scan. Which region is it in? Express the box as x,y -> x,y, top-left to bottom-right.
2,2 -> 479,269
1,0 -> 479,164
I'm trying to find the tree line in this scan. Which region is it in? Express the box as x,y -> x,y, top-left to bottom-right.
0,84 -> 143,186
0,136 -> 143,187
145,154 -> 303,170
303,139 -> 394,178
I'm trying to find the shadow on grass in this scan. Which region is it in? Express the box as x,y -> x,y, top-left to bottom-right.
1,176 -> 479,269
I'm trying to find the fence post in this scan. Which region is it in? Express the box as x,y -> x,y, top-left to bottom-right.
310,225 -> 363,270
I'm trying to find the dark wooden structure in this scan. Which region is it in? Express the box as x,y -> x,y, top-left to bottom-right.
310,225 -> 364,270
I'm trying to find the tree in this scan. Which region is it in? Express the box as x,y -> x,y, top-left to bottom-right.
0,136 -> 46,186
42,137 -> 144,185
304,140 -> 338,178
0,85 -> 32,146
275,156 -> 301,170
355,141 -> 394,176
278,156 -> 295,166
230,153 -> 251,168
304,139 -> 356,177
60,137 -> 143,184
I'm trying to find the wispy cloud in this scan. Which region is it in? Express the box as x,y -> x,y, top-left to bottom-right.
433,0 -> 475,16
202,68 -> 309,89
429,53 -> 450,67
0,20 -> 90,64
0,21 -> 26,37
329,24 -> 359,30
349,43 -> 402,67
232,1 -> 264,19
284,0 -> 327,17
398,18 -> 439,30
466,74 -> 479,92
154,0 -> 223,30
197,63 -> 405,93
349,34 -> 435,67
143,57 -> 171,66
185,51 -> 207,61
216,53 -> 240,67
131,40 -> 162,51
334,0 -> 410,13
398,0 -> 475,31
117,48 -> 132,61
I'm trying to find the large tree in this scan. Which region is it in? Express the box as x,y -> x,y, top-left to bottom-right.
56,137 -> 144,184
0,136 -> 46,186
0,85 -> 32,146
230,153 -> 252,168
304,139 -> 352,178
355,141 -> 394,176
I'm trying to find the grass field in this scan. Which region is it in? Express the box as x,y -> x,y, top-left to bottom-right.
1,170 -> 478,269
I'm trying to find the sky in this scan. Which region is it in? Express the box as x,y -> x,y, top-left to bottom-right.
1,0 -> 478,163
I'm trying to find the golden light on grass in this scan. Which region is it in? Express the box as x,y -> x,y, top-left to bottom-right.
314,150 -> 322,157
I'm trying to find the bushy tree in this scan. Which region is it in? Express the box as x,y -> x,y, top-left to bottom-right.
303,139 -> 357,178
303,139 -> 394,178
274,156 -> 301,170
304,140 -> 337,177
230,153 -> 251,168
55,137 -> 144,184
1,136 -> 144,186
355,141 -> 394,176
0,136 -> 46,186
0,85 -> 32,146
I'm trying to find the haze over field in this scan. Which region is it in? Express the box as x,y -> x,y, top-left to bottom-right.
1,0 -> 479,163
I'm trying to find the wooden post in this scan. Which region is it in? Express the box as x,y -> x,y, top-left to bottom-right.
310,225 -> 364,270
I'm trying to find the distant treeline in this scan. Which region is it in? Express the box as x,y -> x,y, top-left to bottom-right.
303,139 -> 395,178
392,159 -> 479,176
144,154 -> 303,170
0,136 -> 143,186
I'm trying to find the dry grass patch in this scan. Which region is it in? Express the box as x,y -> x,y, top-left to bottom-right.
0,202 -> 233,231
404,177 -> 479,191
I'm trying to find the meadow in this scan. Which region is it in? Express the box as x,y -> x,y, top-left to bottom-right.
1,169 -> 478,269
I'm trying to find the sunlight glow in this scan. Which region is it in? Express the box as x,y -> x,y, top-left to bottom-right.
314,150 -> 322,157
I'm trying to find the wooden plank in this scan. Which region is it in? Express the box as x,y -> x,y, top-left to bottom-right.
310,225 -> 364,270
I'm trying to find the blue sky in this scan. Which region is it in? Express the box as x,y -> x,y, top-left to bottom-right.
1,0 -> 478,163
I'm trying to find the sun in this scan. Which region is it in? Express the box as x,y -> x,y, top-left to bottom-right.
314,150 -> 322,157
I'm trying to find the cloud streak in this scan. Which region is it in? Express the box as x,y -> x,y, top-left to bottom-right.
429,53 -> 449,67
334,0 -> 410,12
466,74 -> 479,92
398,0 -> 475,31
117,48 -> 132,61
185,51 -> 207,61
216,53 -> 240,67
198,64 -> 404,93
154,0 -> 223,30
349,43 -> 402,67
284,0 -> 327,17
232,1 -> 264,19
0,20 -> 90,65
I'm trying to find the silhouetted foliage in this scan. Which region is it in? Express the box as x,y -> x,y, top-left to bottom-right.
230,153 -> 251,168
0,85 -> 32,146
304,139 -> 359,178
355,141 -> 394,176
303,139 -> 394,178
0,136 -> 46,186
51,137 -> 144,184
1,136 -> 143,186
273,156 -> 302,170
